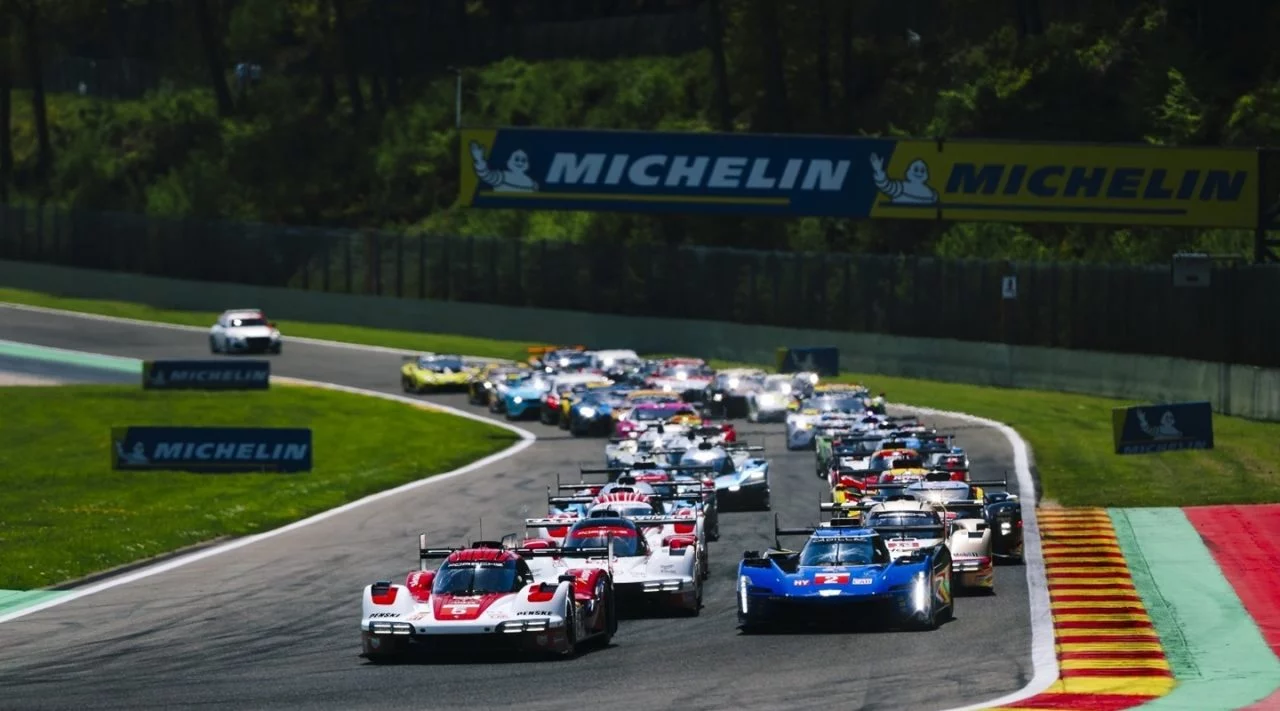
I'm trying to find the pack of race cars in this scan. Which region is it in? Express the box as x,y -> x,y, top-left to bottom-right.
359,346 -> 1025,661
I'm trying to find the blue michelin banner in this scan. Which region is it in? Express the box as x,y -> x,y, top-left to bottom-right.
459,127 -> 895,218
1111,402 -> 1214,455
776,347 -> 839,376
111,426 -> 312,472
458,128 -> 1258,228
142,360 -> 270,390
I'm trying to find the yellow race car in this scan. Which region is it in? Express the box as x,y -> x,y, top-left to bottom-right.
400,354 -> 479,393
467,363 -> 530,406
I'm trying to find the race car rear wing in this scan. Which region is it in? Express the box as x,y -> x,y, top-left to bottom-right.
579,465 -> 718,476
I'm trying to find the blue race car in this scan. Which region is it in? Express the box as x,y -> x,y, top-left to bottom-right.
736,516 -> 954,632
503,375 -> 554,420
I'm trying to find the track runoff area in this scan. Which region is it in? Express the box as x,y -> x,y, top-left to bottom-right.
0,304 -> 1048,711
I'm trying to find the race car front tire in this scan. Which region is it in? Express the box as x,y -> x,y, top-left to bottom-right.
558,595 -> 579,658
209,336 -> 220,354
361,632 -> 406,664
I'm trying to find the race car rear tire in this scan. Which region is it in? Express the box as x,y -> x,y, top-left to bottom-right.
209,336 -> 219,354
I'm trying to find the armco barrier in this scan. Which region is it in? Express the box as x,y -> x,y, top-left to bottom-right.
2,259 -> 1277,421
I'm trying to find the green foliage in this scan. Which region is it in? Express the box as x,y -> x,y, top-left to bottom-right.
4,0 -> 1276,262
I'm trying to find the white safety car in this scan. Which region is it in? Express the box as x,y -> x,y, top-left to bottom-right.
209,309 -> 282,354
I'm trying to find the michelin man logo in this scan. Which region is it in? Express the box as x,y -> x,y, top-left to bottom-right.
115,440 -> 150,466
870,153 -> 938,205
1137,409 -> 1182,440
469,141 -> 539,193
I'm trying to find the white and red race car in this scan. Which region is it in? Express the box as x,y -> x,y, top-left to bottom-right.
546,484 -> 710,578
523,513 -> 703,615
359,537 -> 617,661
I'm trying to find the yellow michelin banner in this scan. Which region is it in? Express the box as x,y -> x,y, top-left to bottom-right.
869,140 -> 1258,228
458,127 -> 1260,228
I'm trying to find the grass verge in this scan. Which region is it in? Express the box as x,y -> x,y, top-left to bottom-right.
2,287 -> 1278,508
826,370 -> 1279,508
0,384 -> 517,590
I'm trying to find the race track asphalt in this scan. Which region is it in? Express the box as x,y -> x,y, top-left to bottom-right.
0,305 -> 1033,711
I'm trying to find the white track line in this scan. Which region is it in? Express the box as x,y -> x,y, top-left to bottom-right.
909,404 -> 1058,711
0,303 -> 1059,708
0,367 -> 537,625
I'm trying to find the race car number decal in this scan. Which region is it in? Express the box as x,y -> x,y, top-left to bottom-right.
815,573 -> 850,585
447,603 -> 480,615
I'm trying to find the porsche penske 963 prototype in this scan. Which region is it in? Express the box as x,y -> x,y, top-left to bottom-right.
736,517 -> 953,632
523,514 -> 703,616
360,538 -> 617,661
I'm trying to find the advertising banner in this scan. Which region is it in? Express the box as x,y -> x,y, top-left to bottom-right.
1111,402 -> 1214,454
877,140 -> 1257,228
111,426 -> 312,472
459,128 -> 1258,228
141,360 -> 271,390
776,347 -> 839,376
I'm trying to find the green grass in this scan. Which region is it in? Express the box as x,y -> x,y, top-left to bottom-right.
3,287 -> 1279,509
0,287 -> 534,362
0,384 -> 517,590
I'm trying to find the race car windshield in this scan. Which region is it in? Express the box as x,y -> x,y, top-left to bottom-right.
867,512 -> 944,538
595,505 -> 653,518
634,406 -> 695,421
565,530 -> 639,556
229,317 -> 267,327
418,357 -> 464,371
800,539 -> 878,566
763,380 -> 792,393
803,396 -> 863,412
432,562 -> 519,595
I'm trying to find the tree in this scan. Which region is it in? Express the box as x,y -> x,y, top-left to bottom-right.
331,0 -> 363,117
756,0 -> 790,132
193,0 -> 235,116
8,0 -> 50,182
706,0 -> 734,131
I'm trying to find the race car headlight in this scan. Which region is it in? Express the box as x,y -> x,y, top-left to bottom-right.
913,572 -> 928,613
779,383 -> 791,394
368,621 -> 414,635
558,358 -> 570,367
1001,522 -> 1012,533
512,396 -> 523,404
743,470 -> 765,481
643,580 -> 687,592
795,422 -> 812,430
739,575 -> 750,613
713,393 -> 723,401
498,618 -> 552,633
676,372 -> 688,381
579,407 -> 596,418
727,378 -> 739,389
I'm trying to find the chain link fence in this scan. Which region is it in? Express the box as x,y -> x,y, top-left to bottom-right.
1,203 -> 1275,368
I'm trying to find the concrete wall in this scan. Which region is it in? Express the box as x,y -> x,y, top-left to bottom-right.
2,259 -> 1276,420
